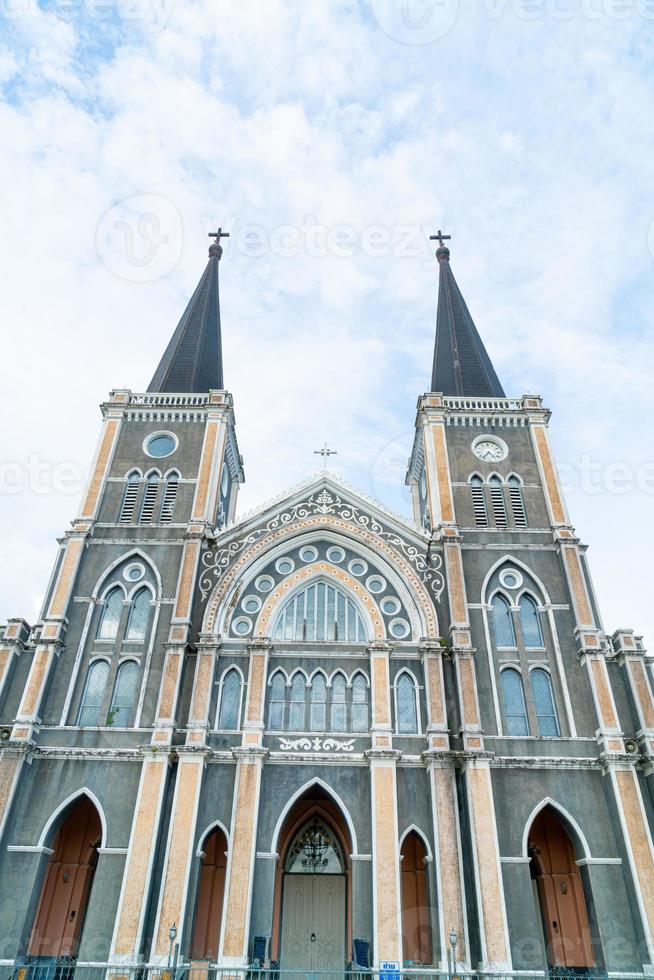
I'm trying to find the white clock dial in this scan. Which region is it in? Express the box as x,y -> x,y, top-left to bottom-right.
472,438 -> 507,462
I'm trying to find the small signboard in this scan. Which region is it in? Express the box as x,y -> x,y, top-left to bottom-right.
380,960 -> 400,980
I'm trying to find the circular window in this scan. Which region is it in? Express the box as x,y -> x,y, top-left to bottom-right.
123,562 -> 145,583
144,432 -> 178,458
299,546 -> 319,563
232,616 -> 252,636
255,575 -> 275,593
366,575 -> 386,594
275,557 -> 296,576
326,546 -> 345,564
500,569 -> 523,590
389,618 -> 410,639
242,595 -> 262,614
348,558 -> 368,577
381,596 -> 401,616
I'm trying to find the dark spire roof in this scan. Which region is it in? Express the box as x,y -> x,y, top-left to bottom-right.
148,238 -> 225,393
431,245 -> 505,398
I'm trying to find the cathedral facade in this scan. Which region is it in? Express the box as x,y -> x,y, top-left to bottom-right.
1,234 -> 654,978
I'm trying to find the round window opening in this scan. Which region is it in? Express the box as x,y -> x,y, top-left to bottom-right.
232,616 -> 252,637
275,557 -> 295,576
500,569 -> 523,590
326,546 -> 345,564
299,546 -> 319,563
144,432 -> 178,458
381,596 -> 401,616
255,575 -> 275,593
123,563 -> 145,583
348,559 -> 368,578
389,618 -> 410,639
242,595 -> 262,614
366,575 -> 386,594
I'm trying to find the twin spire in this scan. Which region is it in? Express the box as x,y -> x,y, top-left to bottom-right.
147,228 -> 505,398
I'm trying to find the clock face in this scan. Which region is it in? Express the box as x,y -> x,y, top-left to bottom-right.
473,439 -> 507,462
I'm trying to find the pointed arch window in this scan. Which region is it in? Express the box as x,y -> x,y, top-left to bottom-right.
160,472 -> 179,524
273,581 -> 367,642
491,593 -> 516,647
501,668 -> 529,735
97,587 -> 123,641
268,673 -> 286,731
532,669 -> 560,736
396,672 -> 419,734
310,675 -> 327,731
119,471 -> 141,524
331,673 -> 347,732
508,475 -> 527,527
109,661 -> 139,727
488,475 -> 508,527
139,472 -> 160,524
519,594 -> 544,647
125,588 -> 151,642
288,674 -> 306,731
351,674 -> 369,733
77,660 -> 110,726
218,668 -> 241,730
470,475 -> 489,527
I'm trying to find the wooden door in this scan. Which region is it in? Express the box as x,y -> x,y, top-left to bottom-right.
191,828 -> 227,960
281,875 -> 345,971
529,808 -> 595,968
28,798 -> 101,958
400,832 -> 432,964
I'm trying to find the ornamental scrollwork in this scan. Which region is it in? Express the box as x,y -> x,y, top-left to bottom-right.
278,736 -> 355,753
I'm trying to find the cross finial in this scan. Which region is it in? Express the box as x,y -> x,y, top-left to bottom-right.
429,228 -> 452,248
314,443 -> 338,472
208,226 -> 229,258
208,227 -> 230,242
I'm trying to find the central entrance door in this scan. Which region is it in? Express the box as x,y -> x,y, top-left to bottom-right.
281,874 -> 346,970
280,816 -> 347,972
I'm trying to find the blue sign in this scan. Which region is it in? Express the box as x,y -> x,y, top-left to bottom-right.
380,960 -> 400,980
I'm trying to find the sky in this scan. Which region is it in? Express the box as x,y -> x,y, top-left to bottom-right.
0,0 -> 653,644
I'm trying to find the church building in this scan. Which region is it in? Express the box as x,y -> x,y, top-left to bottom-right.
1,230 -> 654,978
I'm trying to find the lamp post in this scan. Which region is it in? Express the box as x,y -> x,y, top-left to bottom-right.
168,923 -> 177,970
448,928 -> 458,977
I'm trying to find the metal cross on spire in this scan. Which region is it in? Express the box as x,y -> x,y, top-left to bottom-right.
430,228 -> 452,248
208,227 -> 230,242
314,443 -> 338,472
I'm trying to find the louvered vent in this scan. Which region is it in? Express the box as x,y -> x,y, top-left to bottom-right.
118,477 -> 140,524
160,478 -> 179,524
489,480 -> 508,528
508,481 -> 527,527
470,480 -> 488,527
140,478 -> 159,524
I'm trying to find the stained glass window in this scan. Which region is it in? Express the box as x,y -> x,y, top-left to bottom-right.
310,674 -> 327,731
218,668 -> 241,730
491,593 -> 516,647
351,674 -> 368,733
273,581 -> 367,642
125,588 -> 151,642
288,674 -> 306,731
268,673 -> 286,730
397,673 -> 418,734
532,668 -> 559,736
520,595 -> 544,647
109,661 -> 139,727
77,660 -> 109,726
331,673 -> 347,732
501,668 -> 529,735
97,587 -> 123,640
286,818 -> 343,874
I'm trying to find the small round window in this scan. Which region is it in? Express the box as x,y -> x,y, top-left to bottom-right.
348,559 -> 368,578
326,546 -> 345,564
242,595 -> 262,614
255,575 -> 275,593
500,569 -> 523,590
144,432 -> 177,458
275,557 -> 296,576
123,562 -> 145,583
232,616 -> 252,636
299,546 -> 319,563
366,575 -> 386,594
381,596 -> 401,616
389,618 -> 410,639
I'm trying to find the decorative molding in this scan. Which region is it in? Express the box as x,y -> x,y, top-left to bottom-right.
278,736 -> 355,753
7,844 -> 54,855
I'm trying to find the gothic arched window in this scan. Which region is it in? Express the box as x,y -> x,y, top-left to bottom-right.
508,475 -> 527,527
519,595 -> 544,647
501,668 -> 529,735
491,593 -> 516,647
268,673 -> 286,730
273,581 -> 367,642
396,672 -> 419,734
97,587 -> 123,641
351,673 -> 369,733
139,471 -> 160,524
218,668 -> 241,730
488,475 -> 508,528
160,471 -> 179,524
532,668 -> 560,736
470,475 -> 488,527
288,674 -> 306,731
109,661 -> 139,727
77,660 -> 109,726
119,470 -> 141,524
310,674 -> 327,731
331,673 -> 347,732
125,588 -> 151,642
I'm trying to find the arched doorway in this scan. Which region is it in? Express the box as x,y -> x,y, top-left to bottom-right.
400,831 -> 432,965
272,787 -> 352,972
528,806 -> 596,970
190,826 -> 228,961
28,796 -> 102,959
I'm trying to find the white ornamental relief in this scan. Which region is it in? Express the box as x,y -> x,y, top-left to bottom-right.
199,488 -> 444,602
278,736 -> 355,753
